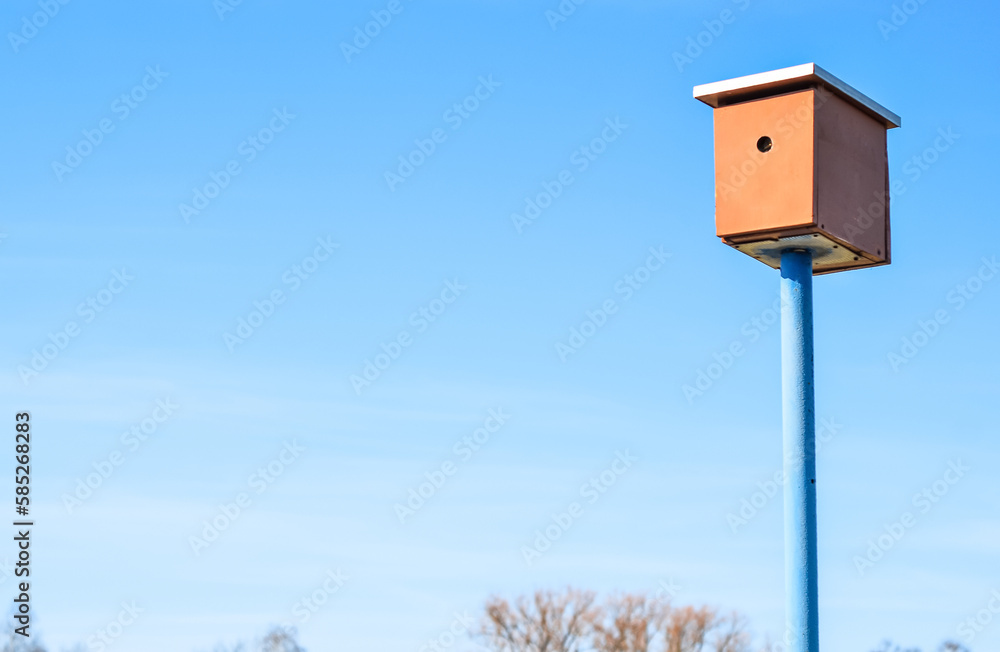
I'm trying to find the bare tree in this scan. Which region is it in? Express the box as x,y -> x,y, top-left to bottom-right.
481,588 -> 601,652
867,640 -> 975,652
708,613 -> 751,652
938,643 -> 970,652
593,594 -> 668,652
258,627 -> 304,652
1,626 -> 47,652
871,642 -> 922,652
210,626 -> 302,652
663,605 -> 727,652
479,590 -> 756,652
596,598 -> 747,652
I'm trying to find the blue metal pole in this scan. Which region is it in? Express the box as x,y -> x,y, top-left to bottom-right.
780,249 -> 819,652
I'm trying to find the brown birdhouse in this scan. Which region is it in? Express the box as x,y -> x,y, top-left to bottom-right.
694,64 -> 900,274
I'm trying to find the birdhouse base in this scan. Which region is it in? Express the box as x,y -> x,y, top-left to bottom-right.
723,230 -> 886,275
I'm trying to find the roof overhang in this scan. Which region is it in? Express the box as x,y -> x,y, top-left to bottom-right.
693,63 -> 901,129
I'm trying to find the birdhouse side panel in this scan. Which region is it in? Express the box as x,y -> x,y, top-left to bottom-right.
815,93 -> 890,263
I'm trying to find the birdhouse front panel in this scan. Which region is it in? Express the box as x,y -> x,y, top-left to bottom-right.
713,89 -> 818,239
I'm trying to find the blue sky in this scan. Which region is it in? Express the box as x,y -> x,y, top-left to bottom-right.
2,0 -> 998,650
